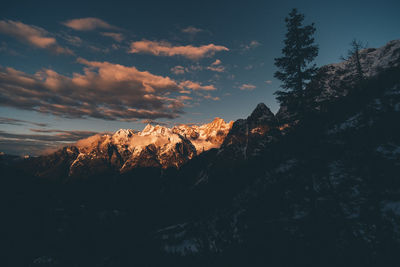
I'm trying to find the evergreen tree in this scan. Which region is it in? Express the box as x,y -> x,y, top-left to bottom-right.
274,8 -> 319,105
341,39 -> 367,81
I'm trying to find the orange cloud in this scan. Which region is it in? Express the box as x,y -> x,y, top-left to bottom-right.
240,83 -> 256,90
204,94 -> 220,101
182,26 -> 203,34
241,40 -> 261,51
129,40 -> 229,60
207,59 -> 225,72
211,59 -> 222,66
178,95 -> 193,100
207,66 -> 225,72
63,17 -> 117,31
171,65 -> 187,75
0,20 -> 73,54
179,80 -> 216,91
101,32 -> 124,42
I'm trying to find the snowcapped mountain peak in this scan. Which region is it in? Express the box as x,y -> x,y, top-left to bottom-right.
171,118 -> 234,152
209,117 -> 224,125
142,124 -> 155,133
50,118 -> 234,175
113,129 -> 136,138
140,124 -> 172,136
201,117 -> 232,132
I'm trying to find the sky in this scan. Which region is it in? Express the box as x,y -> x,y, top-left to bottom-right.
0,0 -> 399,155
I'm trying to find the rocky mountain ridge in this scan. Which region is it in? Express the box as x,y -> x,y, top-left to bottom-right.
31,117 -> 233,177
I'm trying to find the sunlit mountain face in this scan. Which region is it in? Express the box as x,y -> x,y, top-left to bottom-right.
1,0 -> 400,266
32,118 -> 234,177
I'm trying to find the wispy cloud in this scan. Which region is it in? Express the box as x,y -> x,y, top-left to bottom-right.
62,17 -> 118,31
206,59 -> 225,72
203,94 -> 220,101
170,65 -> 187,75
241,40 -> 261,51
129,40 -> 229,60
207,66 -> 225,72
177,95 -> 193,101
59,33 -> 83,46
28,128 -> 101,139
182,26 -> 203,35
239,83 -> 256,91
189,64 -> 203,71
211,59 -> 222,66
0,129 -> 101,155
0,20 -> 73,55
101,32 -> 124,42
0,116 -> 48,127
171,59 -> 226,75
0,138 -> 56,156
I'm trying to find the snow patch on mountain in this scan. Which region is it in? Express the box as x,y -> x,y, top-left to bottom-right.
172,117 -> 234,152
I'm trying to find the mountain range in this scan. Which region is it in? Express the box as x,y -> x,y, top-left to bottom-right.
19,117 -> 233,178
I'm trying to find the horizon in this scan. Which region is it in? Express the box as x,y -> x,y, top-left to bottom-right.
1,0 -> 400,155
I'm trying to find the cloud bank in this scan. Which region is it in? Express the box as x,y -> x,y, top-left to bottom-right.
0,59 -> 217,120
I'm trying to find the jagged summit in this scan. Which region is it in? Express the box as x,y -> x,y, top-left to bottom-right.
248,103 -> 277,125
141,124 -> 172,135
113,129 -> 136,139
219,102 -> 280,160
207,117 -> 226,126
254,102 -> 268,111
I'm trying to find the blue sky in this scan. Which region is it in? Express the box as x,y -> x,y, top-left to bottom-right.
1,0 -> 399,155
